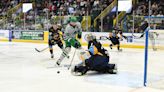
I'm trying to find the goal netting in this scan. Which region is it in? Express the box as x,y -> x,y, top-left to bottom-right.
145,29 -> 164,89
148,30 -> 164,51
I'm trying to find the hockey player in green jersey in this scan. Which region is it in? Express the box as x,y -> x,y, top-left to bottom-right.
56,17 -> 82,65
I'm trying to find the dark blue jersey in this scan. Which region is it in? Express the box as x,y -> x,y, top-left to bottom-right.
88,39 -> 109,59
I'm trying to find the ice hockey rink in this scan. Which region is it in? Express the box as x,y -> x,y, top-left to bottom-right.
0,42 -> 164,92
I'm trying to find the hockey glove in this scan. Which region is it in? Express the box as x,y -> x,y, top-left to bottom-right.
77,32 -> 82,39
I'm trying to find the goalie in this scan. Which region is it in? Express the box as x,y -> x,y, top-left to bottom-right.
71,34 -> 117,76
48,23 -> 63,58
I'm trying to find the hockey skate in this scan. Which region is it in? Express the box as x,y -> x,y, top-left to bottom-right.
56,60 -> 61,66
107,64 -> 117,74
113,64 -> 117,74
71,66 -> 87,76
118,49 -> 122,52
51,54 -> 54,58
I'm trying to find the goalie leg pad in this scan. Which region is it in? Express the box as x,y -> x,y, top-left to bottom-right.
77,50 -> 91,61
71,65 -> 88,76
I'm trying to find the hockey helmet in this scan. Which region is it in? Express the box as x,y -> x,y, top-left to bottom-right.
70,17 -> 77,22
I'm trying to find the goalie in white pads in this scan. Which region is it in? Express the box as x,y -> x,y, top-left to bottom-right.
71,34 -> 117,76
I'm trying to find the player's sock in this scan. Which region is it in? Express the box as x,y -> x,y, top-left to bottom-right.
50,49 -> 54,58
49,48 -> 53,53
117,45 -> 120,50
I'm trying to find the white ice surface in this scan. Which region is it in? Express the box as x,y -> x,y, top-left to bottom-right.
0,42 -> 164,92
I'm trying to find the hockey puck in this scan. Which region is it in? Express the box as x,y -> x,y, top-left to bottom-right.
57,71 -> 60,74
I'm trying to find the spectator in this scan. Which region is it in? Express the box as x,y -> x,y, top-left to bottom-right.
93,0 -> 100,7
157,11 -> 163,17
151,2 -> 158,11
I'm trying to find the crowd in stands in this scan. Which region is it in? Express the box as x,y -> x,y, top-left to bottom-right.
135,0 -> 164,16
0,0 -> 19,17
0,0 -> 114,30
18,0 -> 114,30
126,0 -> 164,33
0,0 -> 163,32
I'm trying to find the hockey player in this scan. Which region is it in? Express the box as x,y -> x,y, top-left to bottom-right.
109,31 -> 122,51
140,30 -> 159,51
71,34 -> 117,76
137,21 -> 159,51
113,27 -> 127,40
48,23 -> 63,58
56,17 -> 82,65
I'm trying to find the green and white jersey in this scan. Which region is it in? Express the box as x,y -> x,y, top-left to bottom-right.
64,22 -> 82,40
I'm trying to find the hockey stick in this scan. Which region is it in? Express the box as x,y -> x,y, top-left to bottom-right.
99,36 -> 110,40
35,46 -> 70,58
132,33 -> 144,39
35,47 -> 49,52
67,49 -> 77,70
132,31 -> 159,39
84,34 -> 126,41
47,64 -> 70,69
84,34 -> 110,41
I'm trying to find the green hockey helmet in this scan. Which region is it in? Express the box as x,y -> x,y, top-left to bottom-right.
69,17 -> 77,22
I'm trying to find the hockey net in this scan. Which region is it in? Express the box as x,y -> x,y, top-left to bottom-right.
148,30 -> 164,51
146,29 -> 164,89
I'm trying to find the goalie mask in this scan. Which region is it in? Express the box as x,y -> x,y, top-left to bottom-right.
86,34 -> 96,42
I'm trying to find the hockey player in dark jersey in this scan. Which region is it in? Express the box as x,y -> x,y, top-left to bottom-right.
113,27 -> 127,40
109,31 -> 122,51
48,23 -> 63,58
71,34 -> 117,76
108,26 -> 128,51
